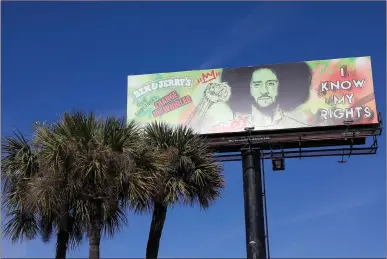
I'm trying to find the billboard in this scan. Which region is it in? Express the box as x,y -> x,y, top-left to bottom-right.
127,56 -> 378,136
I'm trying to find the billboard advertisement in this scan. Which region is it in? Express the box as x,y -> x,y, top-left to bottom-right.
127,56 -> 378,135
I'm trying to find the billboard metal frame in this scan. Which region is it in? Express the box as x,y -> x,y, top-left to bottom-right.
208,113 -> 383,154
213,112 -> 382,259
214,113 -> 383,162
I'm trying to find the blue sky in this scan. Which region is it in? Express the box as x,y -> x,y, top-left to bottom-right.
1,1 -> 386,258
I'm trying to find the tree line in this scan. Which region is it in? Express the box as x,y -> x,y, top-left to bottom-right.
2,111 -> 225,259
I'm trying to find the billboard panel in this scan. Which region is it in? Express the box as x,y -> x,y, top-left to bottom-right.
127,56 -> 378,135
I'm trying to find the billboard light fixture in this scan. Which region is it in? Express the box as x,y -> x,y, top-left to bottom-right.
343,120 -> 354,125
244,127 -> 255,131
272,157 -> 285,171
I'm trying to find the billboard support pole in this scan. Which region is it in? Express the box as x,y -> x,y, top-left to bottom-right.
242,127 -> 267,259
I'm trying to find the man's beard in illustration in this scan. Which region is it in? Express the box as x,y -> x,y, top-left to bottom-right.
251,95 -> 279,118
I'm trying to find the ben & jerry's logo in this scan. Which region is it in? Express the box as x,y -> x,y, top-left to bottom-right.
132,77 -> 194,101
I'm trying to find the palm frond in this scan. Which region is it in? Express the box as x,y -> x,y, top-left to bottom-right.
2,130 -> 39,191
68,214 -> 84,249
143,121 -> 225,209
3,209 -> 38,242
1,130 -> 41,242
101,202 -> 127,238
38,214 -> 55,243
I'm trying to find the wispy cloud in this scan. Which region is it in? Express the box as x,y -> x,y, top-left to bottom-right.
211,189 -> 384,245
199,3 -> 299,69
273,189 -> 384,226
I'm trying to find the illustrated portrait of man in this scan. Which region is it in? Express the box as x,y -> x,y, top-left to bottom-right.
224,62 -> 312,129
186,62 -> 313,133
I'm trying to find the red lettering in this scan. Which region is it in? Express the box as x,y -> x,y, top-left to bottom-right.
202,70 -> 215,80
154,100 -> 162,109
197,70 -> 220,84
154,90 -> 180,109
170,90 -> 178,99
152,109 -> 162,117
152,95 -> 192,117
181,95 -> 192,105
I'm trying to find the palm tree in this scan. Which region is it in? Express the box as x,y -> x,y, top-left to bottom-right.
143,122 -> 225,259
34,112 -> 157,259
31,121 -> 85,258
1,131 -> 83,259
2,131 -> 40,242
3,112 -> 158,259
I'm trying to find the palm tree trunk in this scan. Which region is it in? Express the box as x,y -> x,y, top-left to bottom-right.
56,203 -> 69,259
89,224 -> 101,259
89,202 -> 102,259
146,202 -> 168,259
